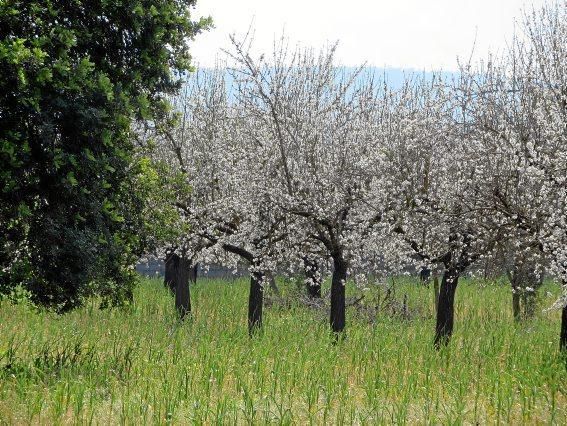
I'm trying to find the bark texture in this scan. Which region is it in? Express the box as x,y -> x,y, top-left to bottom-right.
248,271 -> 264,335
434,267 -> 459,348
174,256 -> 191,320
330,255 -> 347,335
164,252 -> 178,293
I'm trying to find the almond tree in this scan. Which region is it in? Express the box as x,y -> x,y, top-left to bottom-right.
370,74 -> 507,347
461,1 -> 566,348
152,67 -> 232,318
523,1 -> 567,350
157,66 -> 295,332
454,54 -> 550,321
228,37 -> 389,336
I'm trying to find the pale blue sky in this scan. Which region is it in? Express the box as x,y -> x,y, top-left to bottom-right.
191,0 -> 548,71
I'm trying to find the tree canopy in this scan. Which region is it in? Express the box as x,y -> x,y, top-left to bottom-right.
151,2 -> 566,346
0,0 -> 210,310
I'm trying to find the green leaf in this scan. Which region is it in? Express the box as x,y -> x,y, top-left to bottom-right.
66,171 -> 78,186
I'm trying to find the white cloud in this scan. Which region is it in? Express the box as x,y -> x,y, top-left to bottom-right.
190,0 -> 548,70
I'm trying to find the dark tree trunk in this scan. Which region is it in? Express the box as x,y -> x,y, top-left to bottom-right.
434,267 -> 459,348
330,255 -> 347,335
512,290 -> 521,322
164,252 -> 178,293
509,258 -> 541,321
560,304 -> 567,353
248,271 -> 264,336
304,256 -> 322,298
175,256 -> 191,320
419,267 -> 431,285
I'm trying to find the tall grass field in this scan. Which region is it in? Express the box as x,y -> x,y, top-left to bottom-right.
1,277 -> 566,424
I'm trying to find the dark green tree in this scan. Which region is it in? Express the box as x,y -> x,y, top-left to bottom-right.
0,1 -> 210,311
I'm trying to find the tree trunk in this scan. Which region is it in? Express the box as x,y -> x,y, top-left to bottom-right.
164,252 -> 178,293
174,256 -> 191,320
419,267 -> 431,285
304,256 -> 322,298
434,267 -> 459,348
248,271 -> 264,336
512,290 -> 521,322
561,305 -> 567,353
330,255 -> 347,335
433,275 -> 440,314
509,257 -> 540,320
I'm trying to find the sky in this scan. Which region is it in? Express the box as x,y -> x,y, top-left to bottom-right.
190,0 -> 548,71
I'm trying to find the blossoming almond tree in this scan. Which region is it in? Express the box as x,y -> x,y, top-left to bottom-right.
460,1 -> 566,349
157,65 -> 295,332
523,2 -> 567,350
227,36 -> 392,336
367,73 -> 509,347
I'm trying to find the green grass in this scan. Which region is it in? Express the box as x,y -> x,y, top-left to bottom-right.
1,276 -> 566,424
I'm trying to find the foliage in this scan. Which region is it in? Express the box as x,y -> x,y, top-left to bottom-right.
0,1 -> 210,310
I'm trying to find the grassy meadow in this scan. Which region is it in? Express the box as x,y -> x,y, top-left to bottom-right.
1,276 -> 566,424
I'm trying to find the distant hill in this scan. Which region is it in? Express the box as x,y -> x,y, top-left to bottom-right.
188,66 -> 458,94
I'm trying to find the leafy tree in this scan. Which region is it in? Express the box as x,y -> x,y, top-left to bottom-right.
0,0 -> 210,311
